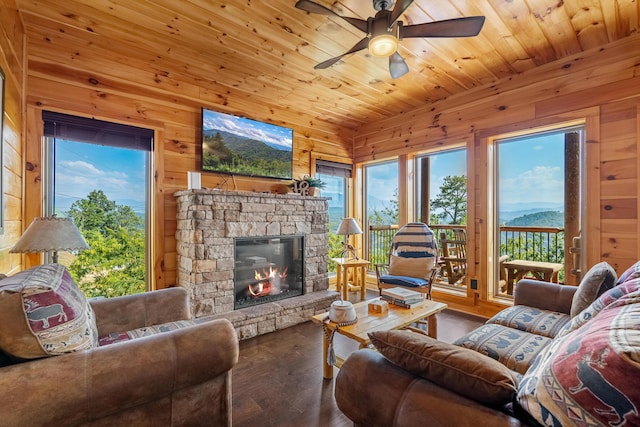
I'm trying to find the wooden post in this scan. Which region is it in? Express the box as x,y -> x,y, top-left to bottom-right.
564,132 -> 581,285
419,157 -> 430,224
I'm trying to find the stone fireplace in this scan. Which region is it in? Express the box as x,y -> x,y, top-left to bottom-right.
174,189 -> 337,339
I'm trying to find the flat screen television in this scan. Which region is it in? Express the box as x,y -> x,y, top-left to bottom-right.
201,108 -> 293,179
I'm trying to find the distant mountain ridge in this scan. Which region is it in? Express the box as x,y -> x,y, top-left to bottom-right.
203,129 -> 290,158
505,210 -> 564,227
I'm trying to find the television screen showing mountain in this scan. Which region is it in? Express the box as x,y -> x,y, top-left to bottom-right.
201,108 -> 293,179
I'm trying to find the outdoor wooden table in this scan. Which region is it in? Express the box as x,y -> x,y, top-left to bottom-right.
332,258 -> 370,301
312,298 -> 448,379
503,259 -> 563,295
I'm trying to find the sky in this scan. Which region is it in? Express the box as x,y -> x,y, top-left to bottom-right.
202,108 -> 293,150
54,140 -> 147,215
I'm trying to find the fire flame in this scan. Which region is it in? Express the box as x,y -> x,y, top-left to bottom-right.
248,266 -> 288,297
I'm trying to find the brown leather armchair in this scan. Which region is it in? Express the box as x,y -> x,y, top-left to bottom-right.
0,287 -> 239,427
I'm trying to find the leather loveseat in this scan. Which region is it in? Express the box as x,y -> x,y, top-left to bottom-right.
335,261 -> 640,426
0,263 -> 239,427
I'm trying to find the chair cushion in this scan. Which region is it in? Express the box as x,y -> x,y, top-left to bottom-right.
570,261 -> 617,317
453,323 -> 553,374
517,280 -> 640,426
0,264 -> 99,359
487,305 -> 570,339
369,329 -> 519,406
379,275 -> 429,288
388,254 -> 435,278
99,320 -> 196,346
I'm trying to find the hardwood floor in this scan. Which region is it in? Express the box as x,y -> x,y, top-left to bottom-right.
231,292 -> 486,427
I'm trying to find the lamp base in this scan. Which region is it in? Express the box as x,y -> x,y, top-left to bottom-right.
340,243 -> 359,261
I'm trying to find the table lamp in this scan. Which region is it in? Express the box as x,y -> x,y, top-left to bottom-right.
10,216 -> 90,263
336,217 -> 363,260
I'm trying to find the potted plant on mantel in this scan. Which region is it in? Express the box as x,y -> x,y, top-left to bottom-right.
289,175 -> 326,196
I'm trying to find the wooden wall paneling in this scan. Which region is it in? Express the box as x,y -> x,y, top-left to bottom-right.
637,101 -> 640,262
600,233 -> 637,272
153,126 -> 166,290
597,102 -> 638,272
467,133 -> 482,300
0,1 -> 24,275
583,114 -> 602,270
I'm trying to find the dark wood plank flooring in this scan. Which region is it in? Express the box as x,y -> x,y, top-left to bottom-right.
232,293 -> 486,427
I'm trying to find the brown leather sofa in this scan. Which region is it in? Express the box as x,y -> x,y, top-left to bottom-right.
0,287 -> 239,427
335,279 -> 579,427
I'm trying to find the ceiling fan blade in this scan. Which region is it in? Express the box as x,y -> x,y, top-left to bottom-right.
295,0 -> 368,33
389,52 -> 409,79
400,16 -> 485,38
314,37 -> 370,69
390,0 -> 415,24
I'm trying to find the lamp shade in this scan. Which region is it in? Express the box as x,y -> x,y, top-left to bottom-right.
10,217 -> 90,255
336,218 -> 363,236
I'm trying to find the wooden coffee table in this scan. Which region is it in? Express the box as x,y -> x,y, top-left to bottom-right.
312,298 -> 448,379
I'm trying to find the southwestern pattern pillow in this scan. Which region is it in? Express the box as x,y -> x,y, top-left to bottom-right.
487,305 -> 570,339
453,323 -> 553,374
517,282 -> 640,426
98,320 -> 196,346
0,264 -> 98,359
558,279 -> 640,339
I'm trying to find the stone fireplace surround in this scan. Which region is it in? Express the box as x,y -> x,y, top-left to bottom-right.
175,189 -> 338,339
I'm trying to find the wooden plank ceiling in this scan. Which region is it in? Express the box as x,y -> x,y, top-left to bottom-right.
14,0 -> 640,130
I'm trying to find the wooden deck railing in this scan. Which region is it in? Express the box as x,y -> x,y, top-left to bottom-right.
367,224 -> 565,267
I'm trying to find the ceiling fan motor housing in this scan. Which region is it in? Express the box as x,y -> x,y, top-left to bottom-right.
373,0 -> 394,11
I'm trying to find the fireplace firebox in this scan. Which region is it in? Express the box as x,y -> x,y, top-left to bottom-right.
234,235 -> 304,309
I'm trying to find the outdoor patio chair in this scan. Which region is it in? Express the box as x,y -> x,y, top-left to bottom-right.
439,228 -> 467,285
374,222 -> 439,299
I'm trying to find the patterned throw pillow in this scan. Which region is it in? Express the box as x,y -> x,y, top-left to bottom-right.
98,320 -> 196,346
570,261 -> 617,318
517,280 -> 640,426
559,278 -> 640,339
0,264 -> 98,359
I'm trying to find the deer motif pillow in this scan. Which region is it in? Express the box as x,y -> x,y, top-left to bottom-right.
0,263 -> 98,360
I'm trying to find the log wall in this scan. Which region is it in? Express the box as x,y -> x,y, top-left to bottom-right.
354,34 -> 640,316
0,1 -> 25,275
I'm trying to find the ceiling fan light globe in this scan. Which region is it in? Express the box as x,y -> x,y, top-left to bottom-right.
368,34 -> 398,57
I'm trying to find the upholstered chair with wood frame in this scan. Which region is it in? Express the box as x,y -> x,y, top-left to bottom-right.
374,222 -> 439,299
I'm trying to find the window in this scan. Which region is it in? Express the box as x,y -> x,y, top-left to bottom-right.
493,126 -> 583,298
315,159 -> 351,272
364,160 -> 399,265
43,111 -> 153,298
415,149 -> 468,290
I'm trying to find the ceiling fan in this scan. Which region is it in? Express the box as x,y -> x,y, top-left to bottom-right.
295,0 -> 485,79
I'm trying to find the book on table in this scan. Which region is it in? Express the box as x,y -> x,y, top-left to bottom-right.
379,295 -> 424,309
380,287 -> 425,303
